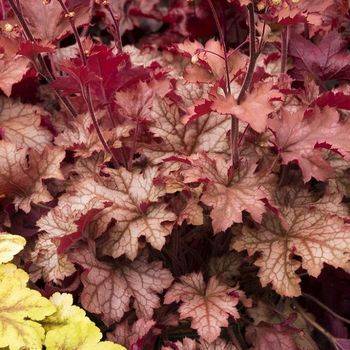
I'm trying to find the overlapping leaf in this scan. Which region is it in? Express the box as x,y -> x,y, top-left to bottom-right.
164,272 -> 240,343
70,245 -> 173,325
19,0 -> 90,42
30,235 -> 75,284
269,106 -> 350,181
142,81 -> 230,164
56,166 -> 175,259
44,293 -> 125,350
0,55 -> 29,97
0,98 -> 52,151
211,82 -> 281,133
0,263 -> 56,350
0,142 -> 65,212
232,187 -> 350,296
182,153 -> 271,233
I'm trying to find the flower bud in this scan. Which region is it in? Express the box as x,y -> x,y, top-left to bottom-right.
4,23 -> 14,32
191,54 -> 199,64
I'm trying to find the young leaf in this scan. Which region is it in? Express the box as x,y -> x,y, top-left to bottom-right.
164,272 -> 240,343
211,82 -> 281,133
44,293 -> 125,350
0,263 -> 56,350
0,233 -> 25,263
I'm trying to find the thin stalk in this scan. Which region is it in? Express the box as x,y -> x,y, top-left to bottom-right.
199,49 -> 226,61
257,5 -> 268,54
127,117 -> 140,171
231,2 -> 258,174
301,293 -> 350,325
295,303 -> 338,350
56,0 -> 119,166
7,0 -> 77,118
103,2 -> 122,53
1,0 -> 6,20
237,3 -> 257,104
7,0 -> 33,40
56,0 -> 86,64
206,0 -> 239,170
257,20 -> 266,53
84,85 -> 119,166
280,25 -> 290,74
238,124 -> 249,146
278,24 -> 292,185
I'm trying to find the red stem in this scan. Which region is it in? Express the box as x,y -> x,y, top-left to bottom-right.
56,0 -> 86,64
1,0 -> 6,19
104,2 -> 123,53
206,0 -> 239,170
280,25 -> 290,74
237,3 -> 257,104
56,0 -> 120,167
7,0 -> 77,118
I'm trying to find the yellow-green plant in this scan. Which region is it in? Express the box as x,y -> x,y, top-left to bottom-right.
0,232 -> 125,350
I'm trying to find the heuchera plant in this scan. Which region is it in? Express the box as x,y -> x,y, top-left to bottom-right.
0,0 -> 349,349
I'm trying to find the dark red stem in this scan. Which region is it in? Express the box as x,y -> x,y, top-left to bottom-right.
56,0 -> 120,167
237,3 -> 257,104
281,25 -> 290,74
104,2 -> 123,53
206,0 -> 239,170
7,0 -> 77,118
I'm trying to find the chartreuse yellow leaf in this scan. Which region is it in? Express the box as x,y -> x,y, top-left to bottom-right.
0,233 -> 25,263
0,234 -> 124,350
44,293 -> 125,350
0,262 -> 28,286
0,264 -> 56,350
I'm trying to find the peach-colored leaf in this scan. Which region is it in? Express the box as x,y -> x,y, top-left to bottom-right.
142,81 -> 230,164
30,235 -> 75,284
70,246 -> 173,325
0,142 -> 65,212
162,337 -> 237,350
0,98 -> 52,151
211,82 -> 281,133
19,0 -> 89,42
55,112 -> 132,158
177,196 -> 204,226
182,154 -> 271,233
58,167 -> 175,260
176,39 -> 247,83
232,187 -> 350,296
269,106 -> 350,181
164,272 -> 240,343
107,318 -> 156,348
0,55 -> 29,96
